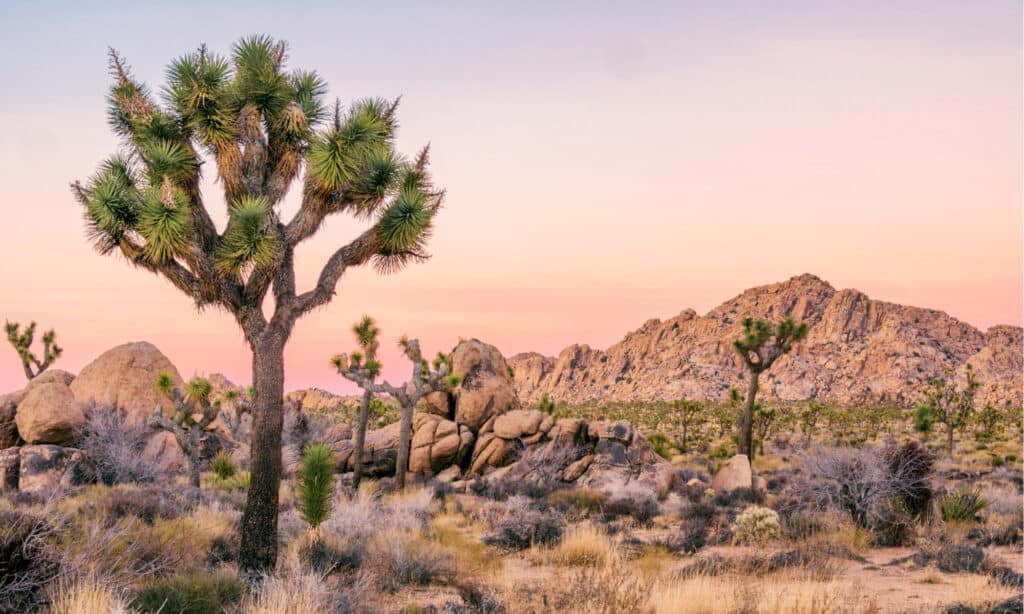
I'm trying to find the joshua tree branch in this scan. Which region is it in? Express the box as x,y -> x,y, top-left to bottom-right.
291,225 -> 382,320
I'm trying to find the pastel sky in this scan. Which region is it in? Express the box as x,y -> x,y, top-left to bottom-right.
1,1 -> 1021,394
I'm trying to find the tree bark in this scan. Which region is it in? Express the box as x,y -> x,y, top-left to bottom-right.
352,388 -> 372,488
188,426 -> 201,489
681,421 -> 688,454
238,335 -> 286,576
947,423 -> 955,458
738,373 -> 759,461
394,401 -> 414,490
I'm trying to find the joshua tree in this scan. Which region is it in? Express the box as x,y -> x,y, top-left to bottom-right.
922,364 -> 979,457
732,317 -> 808,460
73,36 -> 443,573
974,404 -> 1002,440
538,393 -> 556,415
5,321 -> 63,380
799,400 -> 824,445
342,316 -> 381,488
333,334 -> 459,489
149,371 -> 219,489
672,397 -> 705,453
752,403 -> 776,456
219,387 -> 252,440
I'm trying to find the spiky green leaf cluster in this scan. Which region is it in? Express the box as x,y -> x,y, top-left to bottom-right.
185,377 -> 214,405
377,187 -> 432,253
155,370 -> 176,395
138,182 -> 192,263
84,157 -> 140,252
308,98 -> 395,191
215,195 -> 280,275
297,442 -> 335,529
165,47 -> 235,147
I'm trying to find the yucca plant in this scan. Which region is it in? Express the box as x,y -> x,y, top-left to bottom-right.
211,451 -> 236,480
297,443 -> 335,530
149,371 -> 219,490
732,317 -> 808,460
333,329 -> 460,489
939,489 -> 988,523
5,321 -> 62,380
73,35 -> 444,573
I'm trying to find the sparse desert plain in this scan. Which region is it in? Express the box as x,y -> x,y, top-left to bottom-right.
1,5 -> 1022,614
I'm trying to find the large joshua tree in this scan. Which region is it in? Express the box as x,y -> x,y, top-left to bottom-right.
72,36 -> 443,573
732,317 -> 807,461
333,332 -> 459,489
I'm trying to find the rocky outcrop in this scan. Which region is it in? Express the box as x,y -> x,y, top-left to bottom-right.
711,454 -> 752,492
15,382 -> 85,445
510,274 -> 1023,408
428,339 -> 518,432
409,413 -> 474,475
18,445 -> 85,493
70,341 -> 181,421
0,447 -> 19,492
0,391 -> 22,448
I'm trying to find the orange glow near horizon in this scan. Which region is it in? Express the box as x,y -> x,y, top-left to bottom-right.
0,2 -> 1020,394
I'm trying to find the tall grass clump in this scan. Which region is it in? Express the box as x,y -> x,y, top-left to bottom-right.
297,443 -> 335,529
210,452 -> 236,480
939,489 -> 988,522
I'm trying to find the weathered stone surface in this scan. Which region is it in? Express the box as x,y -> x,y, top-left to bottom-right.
15,382 -> 85,445
336,422 -> 401,477
409,413 -> 474,475
19,445 -> 84,493
493,409 -> 546,440
563,454 -> 593,481
449,339 -> 518,432
510,274 -> 1023,408
752,475 -> 767,493
0,447 -> 19,492
550,418 -> 586,446
435,465 -> 461,483
24,369 -> 76,394
588,420 -> 634,445
711,454 -> 753,492
0,391 -> 23,448
468,432 -> 516,475
70,342 -> 181,421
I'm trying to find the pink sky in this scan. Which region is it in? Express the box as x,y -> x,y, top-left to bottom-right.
0,2 -> 1021,394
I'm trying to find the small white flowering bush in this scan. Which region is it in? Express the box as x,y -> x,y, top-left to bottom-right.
733,505 -> 780,544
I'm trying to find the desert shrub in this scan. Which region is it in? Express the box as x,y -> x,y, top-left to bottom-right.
603,491 -> 661,525
779,510 -> 825,541
486,504 -> 565,550
368,532 -> 454,592
210,452 -> 235,480
914,403 -> 933,433
296,530 -> 363,575
732,505 -> 780,544
297,443 -> 335,529
213,470 -> 250,491
790,443 -> 934,530
105,485 -> 188,525
664,516 -> 709,554
77,405 -> 161,485
977,515 -> 1023,547
648,433 -> 677,460
711,487 -> 763,508
0,510 -> 60,612
242,567 -> 368,613
940,489 -> 988,522
873,498 -> 917,546
708,441 -> 736,460
548,487 -> 606,517
913,543 -> 986,573
883,440 -> 935,519
131,570 -> 243,613
529,564 -> 649,613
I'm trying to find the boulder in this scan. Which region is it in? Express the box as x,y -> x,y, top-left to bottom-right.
711,454 -> 752,492
70,341 -> 181,422
19,445 -> 85,493
409,413 -> 474,475
15,382 -> 85,445
435,465 -> 461,483
0,390 -> 23,448
587,420 -> 634,445
752,475 -> 767,493
468,432 -> 517,475
450,339 -> 518,432
24,369 -> 75,394
0,447 -> 19,492
563,454 -> 594,482
421,390 -> 453,419
336,422 -> 401,477
549,418 -> 586,446
493,409 -> 546,440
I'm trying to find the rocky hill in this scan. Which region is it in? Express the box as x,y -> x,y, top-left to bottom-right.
509,274 -> 1023,408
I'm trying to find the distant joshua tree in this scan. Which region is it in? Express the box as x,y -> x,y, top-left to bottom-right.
538,393 -> 556,415
5,321 -> 62,380
336,315 -> 381,488
333,332 -> 459,489
149,371 -> 219,489
922,364 -> 979,457
732,317 -> 808,461
219,387 -> 253,440
672,397 -> 705,453
72,36 -> 444,573
799,400 -> 824,445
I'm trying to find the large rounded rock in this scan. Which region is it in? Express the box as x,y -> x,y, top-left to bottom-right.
24,369 -> 75,394
15,382 -> 85,445
711,454 -> 752,492
336,422 -> 401,477
450,339 -> 518,432
70,342 -> 181,422
409,413 -> 474,475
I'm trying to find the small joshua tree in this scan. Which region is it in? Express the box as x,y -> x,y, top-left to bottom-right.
974,404 -> 1002,440
333,332 -> 459,489
672,397 -> 705,453
800,400 -> 824,445
752,403 -> 777,456
149,371 -> 219,489
343,316 -> 381,488
923,363 -> 979,458
5,321 -> 63,380
733,317 -> 808,461
219,387 -> 253,440
297,442 -> 335,530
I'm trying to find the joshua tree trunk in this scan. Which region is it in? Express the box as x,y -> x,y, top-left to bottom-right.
239,335 -> 286,576
681,422 -> 688,454
188,427 -> 201,489
946,423 -> 955,458
352,388 -> 372,488
738,373 -> 758,461
394,402 -> 414,490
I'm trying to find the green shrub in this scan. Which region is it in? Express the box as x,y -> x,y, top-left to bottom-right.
939,489 -> 988,522
732,505 -> 780,544
213,471 -> 250,491
132,571 -> 242,614
549,487 -> 607,515
298,443 -> 335,529
914,403 -> 933,433
647,433 -> 677,460
991,455 -> 1005,468
210,452 -> 236,480
538,393 -> 556,415
708,441 -> 736,460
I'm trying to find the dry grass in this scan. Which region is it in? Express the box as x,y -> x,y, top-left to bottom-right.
555,523 -> 618,567
241,570 -> 333,613
48,576 -> 134,614
651,573 -> 852,614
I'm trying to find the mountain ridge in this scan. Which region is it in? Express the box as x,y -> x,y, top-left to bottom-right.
508,274 -> 1023,408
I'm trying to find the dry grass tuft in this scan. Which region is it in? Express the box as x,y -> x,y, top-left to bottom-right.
556,523 -> 618,567
48,576 -> 134,614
